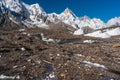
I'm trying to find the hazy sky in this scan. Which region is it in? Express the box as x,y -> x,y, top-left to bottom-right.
22,0 -> 120,22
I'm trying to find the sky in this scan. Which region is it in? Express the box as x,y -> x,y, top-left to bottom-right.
22,0 -> 120,22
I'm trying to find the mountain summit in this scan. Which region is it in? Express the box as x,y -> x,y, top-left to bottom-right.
62,8 -> 77,18
0,0 -> 48,28
1,0 -> 23,13
107,17 -> 120,27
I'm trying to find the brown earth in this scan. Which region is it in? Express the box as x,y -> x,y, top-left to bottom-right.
0,27 -> 120,80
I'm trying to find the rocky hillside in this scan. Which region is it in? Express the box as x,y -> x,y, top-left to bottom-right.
0,28 -> 120,80
0,0 -> 120,80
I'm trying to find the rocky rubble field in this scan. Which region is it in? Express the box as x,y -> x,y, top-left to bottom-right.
0,28 -> 120,80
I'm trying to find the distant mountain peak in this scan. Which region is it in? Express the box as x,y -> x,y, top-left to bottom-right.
29,3 -> 46,15
1,0 -> 23,13
63,8 -> 72,14
65,8 -> 76,17
59,8 -> 77,21
80,16 -> 90,20
107,17 -> 120,27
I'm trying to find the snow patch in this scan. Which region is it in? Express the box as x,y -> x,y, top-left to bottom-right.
85,28 -> 120,38
85,31 -> 111,38
74,29 -> 83,35
57,54 -> 60,56
49,72 -> 55,79
19,29 -> 25,32
21,47 -> 25,51
41,33 -> 55,43
21,32 -> 27,35
9,17 -> 19,24
107,17 -> 120,27
82,61 -> 108,70
105,28 -> 120,36
0,75 -> 20,80
73,53 -> 83,57
83,40 -> 95,43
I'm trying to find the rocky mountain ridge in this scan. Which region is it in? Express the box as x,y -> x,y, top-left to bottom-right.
1,0 -> 120,38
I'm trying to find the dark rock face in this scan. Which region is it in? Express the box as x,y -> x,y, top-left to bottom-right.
0,2 -> 27,29
0,10 -> 25,30
0,13 -> 13,27
102,76 -> 120,80
81,26 -> 94,34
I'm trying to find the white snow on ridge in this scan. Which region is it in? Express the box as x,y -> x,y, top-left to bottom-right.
107,17 -> 120,27
74,29 -> 84,35
85,31 -> 110,38
85,28 -> 120,38
48,8 -> 106,29
105,28 -> 120,36
1,0 -> 22,13
9,17 -> 19,24
78,16 -> 106,29
58,8 -> 79,29
24,3 -> 48,28
59,8 -> 77,21
1,0 -> 48,28
47,13 -> 60,23
29,3 -> 46,21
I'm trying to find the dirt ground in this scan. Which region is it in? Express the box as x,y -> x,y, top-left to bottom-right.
0,28 -> 120,80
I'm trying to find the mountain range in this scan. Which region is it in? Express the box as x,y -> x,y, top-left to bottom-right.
0,0 -> 120,38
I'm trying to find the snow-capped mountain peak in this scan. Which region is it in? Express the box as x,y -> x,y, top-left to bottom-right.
28,3 -> 47,21
60,8 -> 77,19
55,8 -> 79,28
107,17 -> 120,27
63,8 -> 73,15
79,16 -> 90,20
29,3 -> 46,15
1,0 -> 23,13
0,0 -> 48,28
77,16 -> 106,29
